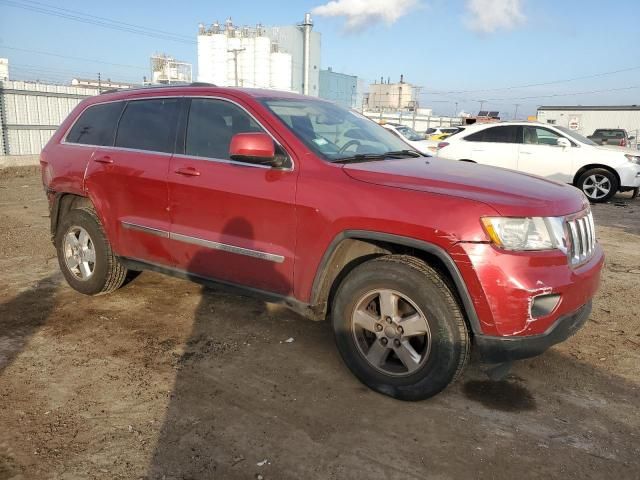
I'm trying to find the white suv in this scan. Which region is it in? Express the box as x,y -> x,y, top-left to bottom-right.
437,122 -> 640,202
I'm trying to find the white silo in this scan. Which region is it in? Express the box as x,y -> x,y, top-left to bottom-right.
239,35 -> 255,87
197,34 -> 214,83
226,32 -> 242,86
270,51 -> 292,91
254,35 -> 271,89
209,33 -> 228,86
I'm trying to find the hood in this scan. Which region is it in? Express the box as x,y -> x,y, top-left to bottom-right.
596,144 -> 640,155
342,157 -> 588,217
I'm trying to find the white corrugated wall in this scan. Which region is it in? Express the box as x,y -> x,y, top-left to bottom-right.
0,80 -> 94,155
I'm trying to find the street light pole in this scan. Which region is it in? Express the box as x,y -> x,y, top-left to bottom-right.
513,103 -> 521,120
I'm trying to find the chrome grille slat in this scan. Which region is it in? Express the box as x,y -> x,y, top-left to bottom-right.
566,211 -> 596,266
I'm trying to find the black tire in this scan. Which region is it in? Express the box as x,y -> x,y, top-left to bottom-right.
55,207 -> 129,295
331,255 -> 470,401
576,168 -> 618,203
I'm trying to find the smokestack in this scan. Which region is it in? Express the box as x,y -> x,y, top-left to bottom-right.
300,13 -> 313,95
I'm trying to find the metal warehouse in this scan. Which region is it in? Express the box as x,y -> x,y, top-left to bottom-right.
537,105 -> 640,142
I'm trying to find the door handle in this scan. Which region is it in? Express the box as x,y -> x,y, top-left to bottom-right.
520,151 -> 532,155
174,166 -> 201,177
94,155 -> 113,164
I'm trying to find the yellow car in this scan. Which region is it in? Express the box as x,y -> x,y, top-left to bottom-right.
425,127 -> 461,141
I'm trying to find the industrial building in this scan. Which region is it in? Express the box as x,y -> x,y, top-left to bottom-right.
319,67 -> 364,109
71,78 -> 137,92
0,58 -> 8,82
366,75 -> 417,111
196,14 -> 320,95
537,105 -> 640,140
150,54 -> 192,84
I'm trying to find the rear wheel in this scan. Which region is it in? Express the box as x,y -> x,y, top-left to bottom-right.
577,168 -> 618,203
55,207 -> 129,295
331,255 -> 469,401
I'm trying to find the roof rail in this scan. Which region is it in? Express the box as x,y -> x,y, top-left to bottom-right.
100,82 -> 218,95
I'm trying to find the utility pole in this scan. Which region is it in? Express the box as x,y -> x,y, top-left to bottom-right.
513,103 -> 521,120
478,100 -> 486,113
97,72 -> 102,93
227,47 -> 245,87
454,102 -> 459,118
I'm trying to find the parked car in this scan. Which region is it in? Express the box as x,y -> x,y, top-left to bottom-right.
437,122 -> 640,202
425,127 -> 462,141
381,123 -> 439,154
41,86 -> 603,400
587,128 -> 635,148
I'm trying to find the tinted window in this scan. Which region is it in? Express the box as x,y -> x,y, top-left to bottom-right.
66,101 -> 124,146
465,125 -> 519,143
185,98 -> 263,160
523,126 -> 562,145
115,98 -> 179,153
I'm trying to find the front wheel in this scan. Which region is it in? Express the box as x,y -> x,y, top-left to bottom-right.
577,168 -> 618,203
331,255 -> 470,401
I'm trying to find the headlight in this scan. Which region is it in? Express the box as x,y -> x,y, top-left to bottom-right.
625,154 -> 640,165
481,217 -> 567,252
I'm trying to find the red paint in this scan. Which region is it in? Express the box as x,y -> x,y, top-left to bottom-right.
41,86 -> 604,342
229,132 -> 275,161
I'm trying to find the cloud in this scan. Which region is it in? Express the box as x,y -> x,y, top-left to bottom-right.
311,0 -> 419,31
465,0 -> 526,33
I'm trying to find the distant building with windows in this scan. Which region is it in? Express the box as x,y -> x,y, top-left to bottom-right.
71,78 -> 138,92
366,75 -> 416,111
319,68 -> 364,109
537,105 -> 640,138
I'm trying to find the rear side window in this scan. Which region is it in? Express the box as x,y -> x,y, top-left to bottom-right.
115,98 -> 179,153
465,125 -> 519,143
66,101 -> 124,146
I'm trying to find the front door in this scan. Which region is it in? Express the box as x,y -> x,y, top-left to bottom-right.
518,126 -> 574,183
168,97 -> 298,296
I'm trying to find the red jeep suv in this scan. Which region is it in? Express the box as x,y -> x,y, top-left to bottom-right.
41,85 -> 603,400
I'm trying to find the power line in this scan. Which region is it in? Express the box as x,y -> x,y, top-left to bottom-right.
0,46 -> 148,71
485,85 -> 640,101
0,0 -> 195,44
429,65 -> 640,95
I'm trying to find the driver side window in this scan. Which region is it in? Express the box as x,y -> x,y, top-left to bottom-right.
523,127 -> 563,146
185,98 -> 264,161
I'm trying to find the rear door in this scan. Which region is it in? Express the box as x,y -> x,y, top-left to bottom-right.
463,125 -> 520,169
167,97 -> 298,295
518,126 -> 575,183
85,97 -> 180,266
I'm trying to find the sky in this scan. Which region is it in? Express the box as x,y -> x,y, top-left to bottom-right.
0,0 -> 639,117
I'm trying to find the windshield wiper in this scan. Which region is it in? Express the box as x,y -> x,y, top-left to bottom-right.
332,149 -> 422,164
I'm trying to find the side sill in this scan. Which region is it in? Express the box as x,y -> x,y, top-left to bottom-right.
119,257 -> 321,321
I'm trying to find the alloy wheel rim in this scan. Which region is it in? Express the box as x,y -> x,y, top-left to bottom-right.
583,174 -> 611,200
63,226 -> 96,281
351,289 -> 431,377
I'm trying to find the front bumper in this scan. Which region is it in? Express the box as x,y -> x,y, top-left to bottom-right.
451,242 -> 603,337
474,301 -> 592,363
617,162 -> 640,188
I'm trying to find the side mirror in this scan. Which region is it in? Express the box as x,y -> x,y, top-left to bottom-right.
629,136 -> 635,141
556,137 -> 571,148
229,133 -> 282,167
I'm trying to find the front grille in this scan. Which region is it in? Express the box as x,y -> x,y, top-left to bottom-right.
566,211 -> 596,265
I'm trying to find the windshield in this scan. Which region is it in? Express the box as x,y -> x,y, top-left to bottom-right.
260,98 -> 413,161
556,126 -> 598,146
395,126 -> 424,141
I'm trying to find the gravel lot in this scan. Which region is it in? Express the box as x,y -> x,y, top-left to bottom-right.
0,168 -> 638,480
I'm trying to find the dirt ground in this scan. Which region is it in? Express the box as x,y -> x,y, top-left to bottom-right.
0,169 -> 638,480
